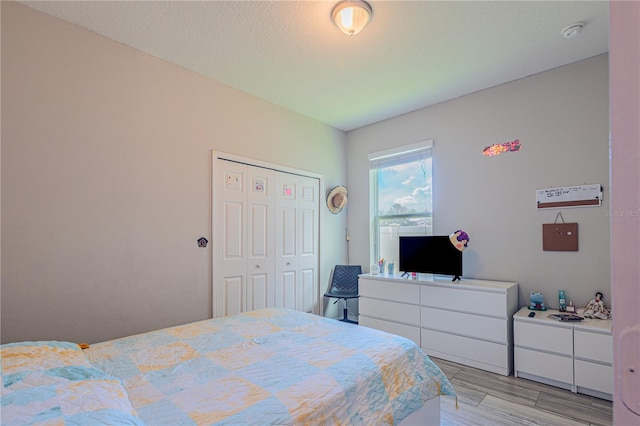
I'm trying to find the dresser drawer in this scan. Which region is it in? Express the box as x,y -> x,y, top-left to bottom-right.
421,328 -> 508,369
421,285 -> 507,317
359,298 -> 420,326
574,330 -> 612,364
359,278 -> 420,303
514,320 -> 573,356
422,307 -> 507,343
359,316 -> 420,345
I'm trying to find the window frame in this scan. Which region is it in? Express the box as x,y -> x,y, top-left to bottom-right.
368,140 -> 434,267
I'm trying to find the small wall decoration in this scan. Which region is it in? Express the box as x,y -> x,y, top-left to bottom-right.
197,237 -> 208,248
482,139 -> 521,156
225,172 -> 242,191
253,177 -> 266,194
283,184 -> 295,199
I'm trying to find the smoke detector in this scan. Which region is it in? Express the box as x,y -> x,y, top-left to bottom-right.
562,23 -> 584,39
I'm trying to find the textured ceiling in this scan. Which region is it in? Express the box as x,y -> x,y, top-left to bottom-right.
19,1 -> 609,132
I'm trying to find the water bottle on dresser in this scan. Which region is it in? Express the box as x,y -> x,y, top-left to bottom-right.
558,289 -> 567,312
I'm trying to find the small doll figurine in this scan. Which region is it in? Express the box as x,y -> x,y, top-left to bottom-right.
578,291 -> 611,319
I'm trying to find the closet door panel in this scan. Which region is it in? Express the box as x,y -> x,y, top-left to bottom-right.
300,267 -> 316,313
247,167 -> 275,310
298,176 -> 319,314
275,173 -> 299,309
224,202 -> 243,259
224,276 -> 243,316
278,270 -> 297,309
248,273 -> 268,311
280,206 -> 297,258
215,161 -> 247,317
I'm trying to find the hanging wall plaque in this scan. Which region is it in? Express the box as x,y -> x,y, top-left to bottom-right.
543,212 -> 578,251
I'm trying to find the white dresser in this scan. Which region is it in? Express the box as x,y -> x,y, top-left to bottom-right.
358,274 -> 519,376
513,307 -> 612,400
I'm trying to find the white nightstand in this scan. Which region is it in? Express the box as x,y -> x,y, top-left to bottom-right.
513,307 -> 612,400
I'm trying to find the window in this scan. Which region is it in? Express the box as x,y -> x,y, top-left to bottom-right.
369,141 -> 433,267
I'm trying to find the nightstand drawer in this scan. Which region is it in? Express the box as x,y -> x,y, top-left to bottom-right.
514,320 -> 573,355
515,347 -> 573,384
575,359 -> 613,395
574,330 -> 612,364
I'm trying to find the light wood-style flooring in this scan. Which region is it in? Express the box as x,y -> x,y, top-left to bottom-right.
430,357 -> 613,426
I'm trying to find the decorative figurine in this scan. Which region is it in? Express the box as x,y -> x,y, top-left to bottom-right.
577,291 -> 611,319
528,292 -> 547,310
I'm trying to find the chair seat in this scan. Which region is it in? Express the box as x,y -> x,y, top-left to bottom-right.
324,290 -> 359,299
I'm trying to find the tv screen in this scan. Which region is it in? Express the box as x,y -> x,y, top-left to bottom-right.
399,236 -> 462,280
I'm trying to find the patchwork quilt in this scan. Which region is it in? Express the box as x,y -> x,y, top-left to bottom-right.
86,308 -> 456,425
1,308 -> 456,425
1,340 -> 143,425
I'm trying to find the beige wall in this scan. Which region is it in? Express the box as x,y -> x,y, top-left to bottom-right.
347,54 -> 610,311
1,2 -> 348,344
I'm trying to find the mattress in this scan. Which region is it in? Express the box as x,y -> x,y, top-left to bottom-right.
2,308 -> 456,425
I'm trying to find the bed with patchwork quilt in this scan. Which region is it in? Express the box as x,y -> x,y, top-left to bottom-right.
1,308 -> 455,425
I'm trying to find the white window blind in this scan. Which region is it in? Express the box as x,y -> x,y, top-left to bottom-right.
368,140 -> 433,169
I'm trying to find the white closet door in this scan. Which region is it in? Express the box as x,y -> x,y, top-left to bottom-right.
215,160 -> 247,317
275,173 -> 320,313
298,175 -> 320,314
275,173 -> 300,310
246,166 -> 276,311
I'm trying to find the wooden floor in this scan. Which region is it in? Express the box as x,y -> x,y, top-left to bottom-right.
430,357 -> 613,426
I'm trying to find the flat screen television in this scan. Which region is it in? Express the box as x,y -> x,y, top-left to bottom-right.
399,236 -> 462,281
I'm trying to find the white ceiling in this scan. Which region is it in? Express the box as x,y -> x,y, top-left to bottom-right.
19,1 -> 609,132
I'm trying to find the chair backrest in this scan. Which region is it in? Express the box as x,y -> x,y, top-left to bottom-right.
329,265 -> 362,295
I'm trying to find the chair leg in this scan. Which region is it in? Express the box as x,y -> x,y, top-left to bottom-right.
340,298 -> 358,324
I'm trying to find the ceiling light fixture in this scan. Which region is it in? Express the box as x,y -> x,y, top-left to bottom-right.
562,22 -> 584,39
332,0 -> 372,36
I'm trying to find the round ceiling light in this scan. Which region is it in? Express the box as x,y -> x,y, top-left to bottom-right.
332,1 -> 372,36
562,23 -> 584,39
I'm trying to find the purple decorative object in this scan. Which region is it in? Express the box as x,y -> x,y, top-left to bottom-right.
449,230 -> 469,252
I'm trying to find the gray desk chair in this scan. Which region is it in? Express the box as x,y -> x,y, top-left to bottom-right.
324,265 -> 361,324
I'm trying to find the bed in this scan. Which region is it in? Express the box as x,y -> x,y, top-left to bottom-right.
1,308 -> 456,425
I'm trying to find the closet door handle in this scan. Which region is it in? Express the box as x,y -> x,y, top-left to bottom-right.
256,264 -> 261,269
